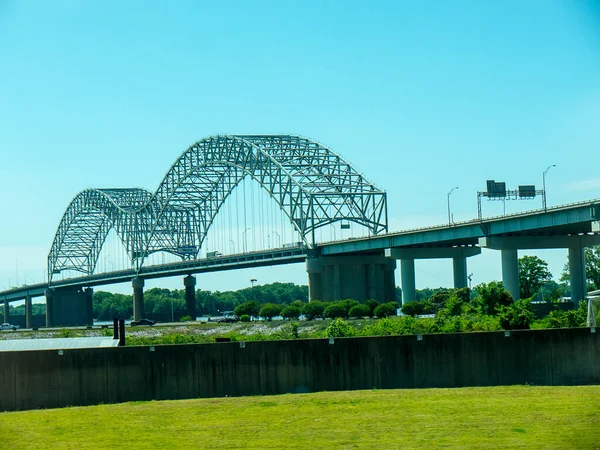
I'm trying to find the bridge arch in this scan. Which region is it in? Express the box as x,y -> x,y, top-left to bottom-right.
48,135 -> 387,281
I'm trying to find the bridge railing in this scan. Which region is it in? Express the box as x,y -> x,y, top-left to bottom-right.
318,198 -> 600,246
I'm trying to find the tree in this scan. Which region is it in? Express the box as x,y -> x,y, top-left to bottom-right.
560,245 -> 600,292
337,299 -> 360,316
348,304 -> 371,319
518,255 -> 552,299
365,299 -> 379,317
281,305 -> 301,320
374,302 -> 398,318
303,300 -> 326,320
471,282 -> 513,315
324,302 -> 348,319
258,303 -> 282,321
290,300 -> 305,309
401,301 -> 427,317
234,300 -> 260,317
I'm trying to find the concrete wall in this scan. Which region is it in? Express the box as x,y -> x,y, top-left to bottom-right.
0,328 -> 598,412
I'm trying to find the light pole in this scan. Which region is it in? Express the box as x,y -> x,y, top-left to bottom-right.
447,186 -> 459,226
250,278 -> 257,300
272,231 -> 281,248
542,164 -> 556,211
242,228 -> 251,253
24,273 -> 34,285
228,239 -> 236,254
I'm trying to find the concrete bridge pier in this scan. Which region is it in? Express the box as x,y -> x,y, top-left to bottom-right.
84,288 -> 94,326
184,275 -> 196,320
132,278 -> 145,321
501,249 -> 519,302
3,300 -> 9,323
25,295 -> 33,329
453,256 -> 468,289
569,245 -> 587,306
45,287 -> 93,327
479,235 -> 600,305
306,255 -> 396,303
400,259 -> 416,304
385,246 -> 481,304
45,288 -> 55,327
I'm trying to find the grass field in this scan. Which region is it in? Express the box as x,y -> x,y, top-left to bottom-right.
0,386 -> 598,449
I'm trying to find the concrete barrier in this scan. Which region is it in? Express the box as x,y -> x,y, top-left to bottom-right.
0,327 -> 598,411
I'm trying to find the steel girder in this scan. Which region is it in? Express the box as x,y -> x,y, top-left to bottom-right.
47,135 -> 387,281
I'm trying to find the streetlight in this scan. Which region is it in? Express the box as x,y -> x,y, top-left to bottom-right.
542,164 -> 556,211
24,273 -> 34,285
250,278 -> 257,300
228,239 -> 236,254
242,228 -> 251,253
447,186 -> 459,226
272,231 -> 281,248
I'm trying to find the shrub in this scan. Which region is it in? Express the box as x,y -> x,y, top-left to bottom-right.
239,314 -> 251,322
284,322 -> 300,339
374,302 -> 398,318
258,303 -> 282,321
349,304 -> 371,319
179,315 -> 192,322
281,305 -> 301,320
441,294 -> 466,317
497,298 -> 535,330
303,300 -> 326,320
324,302 -> 348,319
325,318 -> 355,338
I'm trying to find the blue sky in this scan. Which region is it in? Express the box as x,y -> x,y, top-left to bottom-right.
1,1 -> 599,294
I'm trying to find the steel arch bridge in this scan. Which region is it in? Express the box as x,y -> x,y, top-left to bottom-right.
47,135 -> 388,281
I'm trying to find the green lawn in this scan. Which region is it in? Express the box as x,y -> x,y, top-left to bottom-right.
0,386 -> 598,449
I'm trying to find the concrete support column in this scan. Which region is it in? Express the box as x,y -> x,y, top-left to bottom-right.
306,258 -> 322,301
569,245 -> 587,306
453,256 -> 468,289
84,288 -> 93,326
332,264 -> 341,301
184,275 -> 197,320
400,259 -> 416,304
25,295 -> 33,329
3,301 -> 9,323
501,249 -> 519,301
45,288 -> 55,328
383,260 -> 397,303
132,278 -> 145,321
367,264 -> 377,300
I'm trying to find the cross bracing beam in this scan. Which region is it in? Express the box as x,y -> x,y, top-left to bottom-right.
48,135 -> 387,281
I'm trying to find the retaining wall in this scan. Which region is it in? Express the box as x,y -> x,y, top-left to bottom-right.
0,327 -> 598,411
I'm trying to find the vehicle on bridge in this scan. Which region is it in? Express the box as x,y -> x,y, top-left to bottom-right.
0,323 -> 19,331
206,251 -> 223,257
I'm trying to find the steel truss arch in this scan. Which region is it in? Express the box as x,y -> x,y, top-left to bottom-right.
48,135 -> 387,281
